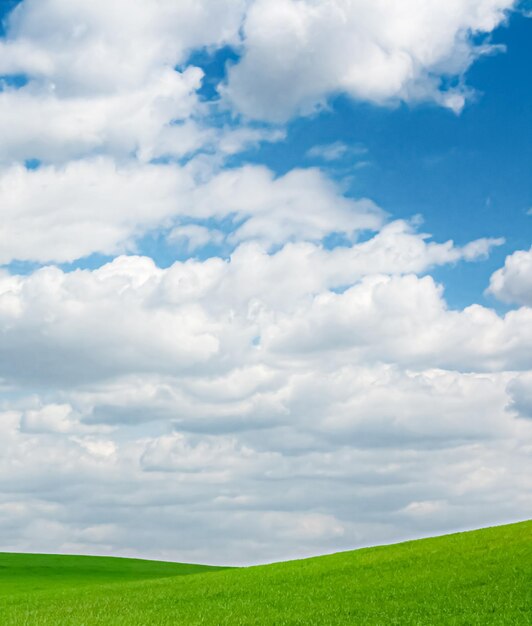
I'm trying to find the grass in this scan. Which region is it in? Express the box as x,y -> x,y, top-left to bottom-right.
0,520 -> 530,624
0,552 -> 225,596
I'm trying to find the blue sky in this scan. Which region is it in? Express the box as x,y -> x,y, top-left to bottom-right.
0,0 -> 531,565
185,10 -> 531,308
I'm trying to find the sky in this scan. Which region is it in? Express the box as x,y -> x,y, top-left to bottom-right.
0,0 -> 531,566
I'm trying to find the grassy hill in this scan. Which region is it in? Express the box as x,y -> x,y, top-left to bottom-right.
0,520 -> 530,625
0,552 -> 225,596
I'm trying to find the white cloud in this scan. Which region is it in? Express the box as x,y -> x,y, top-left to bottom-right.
71,437 -> 117,459
19,403 -> 74,434
0,0 -> 251,164
263,274 -> 532,372
224,0 -> 516,121
0,67 -> 205,164
0,158 -> 391,264
2,0 -> 245,93
401,500 -> 447,517
487,247 -> 532,306
141,433 -> 262,477
190,166 -> 385,247
0,159 -> 190,263
306,141 -> 355,162
0,228 -> 511,387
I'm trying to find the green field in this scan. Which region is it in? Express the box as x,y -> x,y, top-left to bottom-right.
0,521 -> 530,625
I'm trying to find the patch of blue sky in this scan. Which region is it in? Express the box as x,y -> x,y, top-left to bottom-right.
3,253 -> 115,276
322,231 -> 358,250
57,253 -> 117,273
2,259 -> 43,276
135,230 -> 223,268
24,158 -> 41,170
184,45 -> 240,103
136,214 -> 241,266
0,0 -> 21,35
0,74 -> 28,90
173,44 -> 283,155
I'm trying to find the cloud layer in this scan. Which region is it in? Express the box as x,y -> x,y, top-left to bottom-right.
1,238 -> 531,562
0,0 -> 530,564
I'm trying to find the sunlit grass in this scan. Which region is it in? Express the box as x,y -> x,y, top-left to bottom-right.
0,520 -> 530,624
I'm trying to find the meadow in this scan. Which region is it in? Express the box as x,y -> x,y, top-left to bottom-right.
0,520 -> 530,625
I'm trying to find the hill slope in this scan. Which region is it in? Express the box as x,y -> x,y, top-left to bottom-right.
0,521 -> 530,625
0,552 -> 225,596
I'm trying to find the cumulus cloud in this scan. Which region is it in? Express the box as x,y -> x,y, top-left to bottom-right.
0,0 -> 251,163
487,246 -> 532,306
0,160 -> 386,264
189,165 -> 385,247
224,0 -> 516,121
1,0 -> 245,92
0,228 -> 512,387
263,274 -> 532,372
0,67 -> 208,164
0,159 -> 190,263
